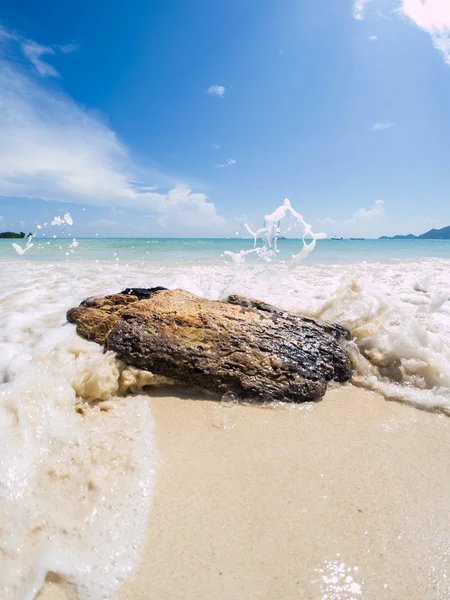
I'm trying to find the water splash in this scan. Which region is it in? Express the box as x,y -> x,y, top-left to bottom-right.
225,198 -> 325,268
64,212 -> 73,226
12,235 -> 34,255
11,214 -> 77,257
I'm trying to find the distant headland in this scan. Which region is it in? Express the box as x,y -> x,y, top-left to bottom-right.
380,226 -> 450,240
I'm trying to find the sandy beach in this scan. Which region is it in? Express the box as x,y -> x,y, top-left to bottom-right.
37,385 -> 450,600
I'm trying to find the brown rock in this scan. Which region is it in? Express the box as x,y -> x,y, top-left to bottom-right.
67,288 -> 352,403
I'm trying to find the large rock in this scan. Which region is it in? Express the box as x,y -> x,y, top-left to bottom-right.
67,289 -> 352,403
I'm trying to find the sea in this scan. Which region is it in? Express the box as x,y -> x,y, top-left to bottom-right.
1,232 -> 450,599
2,236 -> 450,263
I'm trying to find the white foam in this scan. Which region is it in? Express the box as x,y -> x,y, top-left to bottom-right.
0,270 -> 158,599
313,274 -> 450,412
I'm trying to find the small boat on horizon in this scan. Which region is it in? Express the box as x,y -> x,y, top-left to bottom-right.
331,237 -> 344,240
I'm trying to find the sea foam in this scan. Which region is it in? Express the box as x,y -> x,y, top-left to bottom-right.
0,269 -> 159,599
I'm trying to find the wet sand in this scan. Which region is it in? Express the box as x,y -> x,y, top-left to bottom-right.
39,386 -> 450,600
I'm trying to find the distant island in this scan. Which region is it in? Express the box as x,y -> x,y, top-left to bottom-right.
380,226 -> 450,240
0,231 -> 26,239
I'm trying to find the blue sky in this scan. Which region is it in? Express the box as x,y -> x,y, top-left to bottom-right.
0,0 -> 450,238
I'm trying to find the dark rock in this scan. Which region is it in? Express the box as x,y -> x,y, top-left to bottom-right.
120,287 -> 168,300
67,289 -> 352,403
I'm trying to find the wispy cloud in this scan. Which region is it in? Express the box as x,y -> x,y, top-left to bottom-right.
216,158 -> 236,168
57,43 -> 79,54
0,27 -> 226,233
401,0 -> 450,64
369,34 -> 378,41
21,40 -> 60,77
234,214 -> 248,223
353,0 -> 370,20
212,144 -> 220,149
207,85 -> 225,98
318,200 -> 386,235
0,26 -> 74,78
372,122 -> 394,131
88,218 -> 120,229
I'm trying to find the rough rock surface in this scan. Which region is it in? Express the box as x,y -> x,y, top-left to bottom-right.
67,288 -> 352,402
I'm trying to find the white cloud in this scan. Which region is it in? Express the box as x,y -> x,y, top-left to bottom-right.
353,0 -> 370,20
212,144 -> 220,149
318,200 -> 386,236
207,85 -> 225,98
372,122 -> 394,131
216,158 -> 236,168
401,0 -> 450,32
401,0 -> 450,64
351,199 -> 385,220
0,27 -> 226,233
369,34 -> 378,40
354,0 -> 450,65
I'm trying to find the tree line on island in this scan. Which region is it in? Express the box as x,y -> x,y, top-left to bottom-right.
0,231 -> 33,239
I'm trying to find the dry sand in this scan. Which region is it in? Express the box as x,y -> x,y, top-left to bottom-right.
39,385 -> 450,600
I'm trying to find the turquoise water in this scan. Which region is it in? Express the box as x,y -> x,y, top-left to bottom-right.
1,237 -> 450,263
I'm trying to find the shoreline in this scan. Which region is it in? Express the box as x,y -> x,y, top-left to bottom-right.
38,385 -> 450,600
